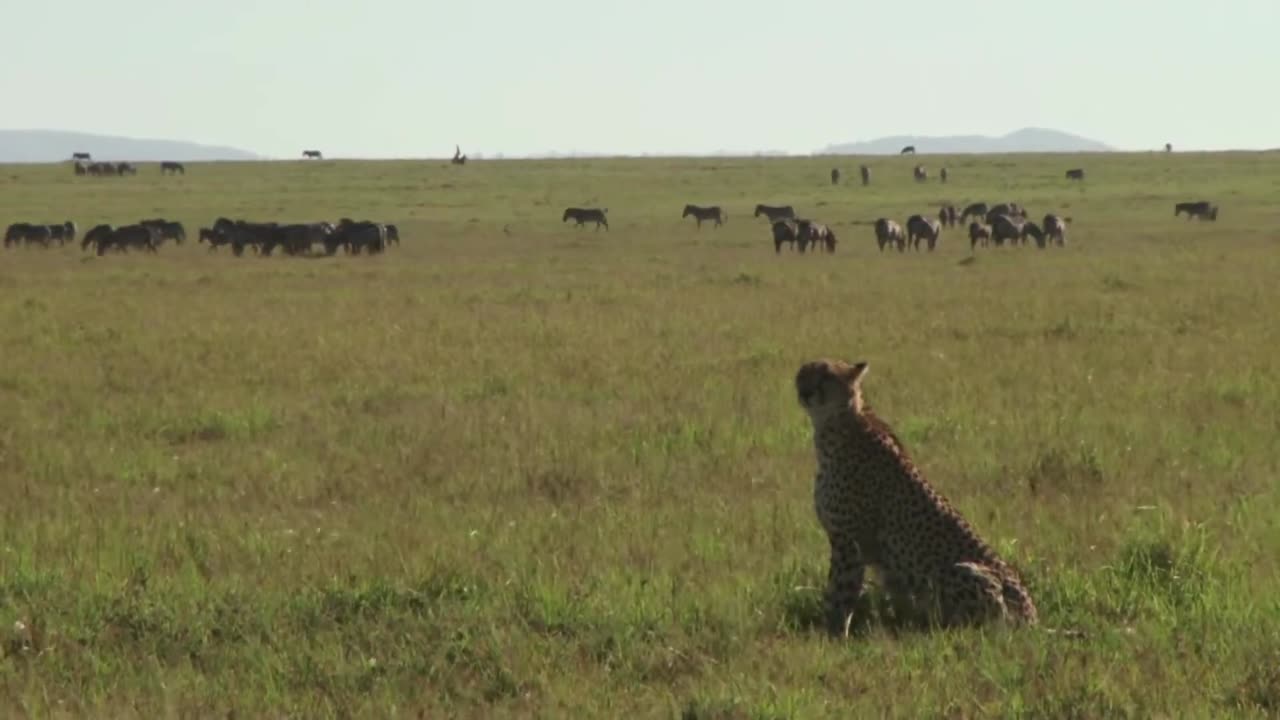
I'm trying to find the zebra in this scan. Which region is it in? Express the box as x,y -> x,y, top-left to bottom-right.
906,214 -> 942,251
753,204 -> 795,223
681,204 -> 727,229
1174,201 -> 1218,221
874,218 -> 906,253
968,222 -> 991,250
1043,214 -> 1068,247
562,207 -> 609,230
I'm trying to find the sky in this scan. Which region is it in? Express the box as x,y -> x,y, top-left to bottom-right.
3,0 -> 1278,158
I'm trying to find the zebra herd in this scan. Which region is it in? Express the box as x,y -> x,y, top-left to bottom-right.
4,216 -> 400,257
198,217 -> 400,257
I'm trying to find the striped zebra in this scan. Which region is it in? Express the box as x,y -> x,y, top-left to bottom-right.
1174,201 -> 1217,221
562,207 -> 609,230
754,204 -> 795,223
681,204 -> 727,229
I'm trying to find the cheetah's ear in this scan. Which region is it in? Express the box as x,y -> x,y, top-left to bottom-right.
847,361 -> 869,385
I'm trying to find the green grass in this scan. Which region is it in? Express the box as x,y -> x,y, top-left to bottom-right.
1,150 -> 1279,718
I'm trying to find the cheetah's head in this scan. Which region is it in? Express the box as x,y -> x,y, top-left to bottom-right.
795,359 -> 868,421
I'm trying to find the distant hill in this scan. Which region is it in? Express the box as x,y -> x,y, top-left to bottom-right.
0,130 -> 263,163
819,127 -> 1114,155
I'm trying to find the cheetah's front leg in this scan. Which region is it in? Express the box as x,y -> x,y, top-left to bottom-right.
824,533 -> 866,639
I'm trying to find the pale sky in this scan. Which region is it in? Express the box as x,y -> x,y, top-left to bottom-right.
4,0 -> 1277,158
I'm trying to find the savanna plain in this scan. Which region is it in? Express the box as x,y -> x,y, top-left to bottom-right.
1,151 -> 1279,718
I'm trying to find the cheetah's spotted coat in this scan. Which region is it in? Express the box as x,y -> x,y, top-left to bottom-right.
795,359 -> 1038,637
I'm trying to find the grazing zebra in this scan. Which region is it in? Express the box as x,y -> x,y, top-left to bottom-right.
900,145 -> 916,155
771,219 -> 799,254
859,165 -> 870,186
913,165 -> 928,182
1065,168 -> 1085,181
906,214 -> 942,251
303,150 -> 323,159
830,168 -> 840,185
938,205 -> 959,228
985,203 -> 1024,225
1174,201 -> 1218,221
990,214 -> 1025,247
562,207 -> 609,230
968,222 -> 991,250
754,204 -> 796,223
873,218 -> 906,253
796,219 -> 837,254
960,202 -> 989,224
1043,214 -> 1068,246
160,161 -> 185,175
681,204 -> 727,229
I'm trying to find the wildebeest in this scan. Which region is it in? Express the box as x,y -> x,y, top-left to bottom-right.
451,145 -> 467,165
562,207 -> 609,230
140,219 -> 187,245
1043,214 -> 1068,246
330,219 -> 388,255
960,202 -> 989,224
771,219 -> 798,254
968,222 -> 991,250
4,223 -> 47,248
859,165 -> 870,186
1174,201 -> 1218,221
873,218 -> 906,252
385,224 -> 400,245
938,205 -> 959,228
830,168 -> 840,185
72,152 -> 91,161
116,162 -> 137,176
906,214 -> 942,251
303,150 -> 323,159
754,204 -> 796,223
940,167 -> 949,184
990,214 -> 1026,247
900,145 -> 916,155
795,219 -> 837,254
73,161 -> 88,176
1065,168 -> 1085,181
913,165 -> 928,182
161,161 -> 185,175
681,204 -> 727,229
1165,143 -> 1173,153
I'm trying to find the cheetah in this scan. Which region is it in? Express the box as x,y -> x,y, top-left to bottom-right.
795,359 -> 1038,637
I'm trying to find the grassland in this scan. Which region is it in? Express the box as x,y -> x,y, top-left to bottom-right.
1,150 -> 1279,718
